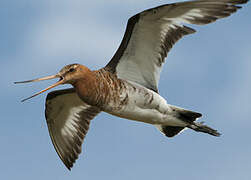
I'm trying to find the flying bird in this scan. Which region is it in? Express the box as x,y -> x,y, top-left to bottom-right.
15,0 -> 248,170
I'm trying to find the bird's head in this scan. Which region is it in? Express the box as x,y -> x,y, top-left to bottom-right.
15,63 -> 90,102
58,64 -> 89,84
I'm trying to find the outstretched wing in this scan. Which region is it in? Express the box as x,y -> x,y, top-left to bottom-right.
105,0 -> 248,92
45,88 -> 100,170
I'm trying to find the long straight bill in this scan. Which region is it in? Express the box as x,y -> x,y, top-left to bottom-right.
20,80 -> 64,102
14,75 -> 59,84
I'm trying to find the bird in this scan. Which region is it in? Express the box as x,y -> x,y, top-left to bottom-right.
15,0 -> 248,170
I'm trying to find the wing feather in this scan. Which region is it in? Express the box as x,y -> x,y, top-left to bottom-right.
105,0 -> 248,92
45,88 -> 100,170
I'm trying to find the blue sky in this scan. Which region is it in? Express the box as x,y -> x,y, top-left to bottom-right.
1,0 -> 251,179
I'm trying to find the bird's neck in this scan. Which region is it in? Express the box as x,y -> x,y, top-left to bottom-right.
73,68 -> 122,109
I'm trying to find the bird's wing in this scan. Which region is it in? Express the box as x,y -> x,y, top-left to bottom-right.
105,0 -> 247,92
45,88 -> 100,170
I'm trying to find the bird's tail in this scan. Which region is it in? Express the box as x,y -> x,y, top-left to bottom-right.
156,105 -> 220,137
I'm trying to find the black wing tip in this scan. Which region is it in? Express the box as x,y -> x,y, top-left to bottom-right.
58,146 -> 80,171
65,164 -> 73,171
234,0 -> 249,4
62,156 -> 75,171
223,0 -> 249,8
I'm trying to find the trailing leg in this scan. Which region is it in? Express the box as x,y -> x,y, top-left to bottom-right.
187,122 -> 221,136
156,105 -> 220,137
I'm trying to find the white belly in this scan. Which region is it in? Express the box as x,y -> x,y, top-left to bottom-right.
104,81 -> 187,126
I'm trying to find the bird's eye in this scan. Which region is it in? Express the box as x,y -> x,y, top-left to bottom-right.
69,68 -> 75,72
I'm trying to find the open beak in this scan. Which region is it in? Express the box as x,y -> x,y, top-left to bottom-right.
14,74 -> 64,102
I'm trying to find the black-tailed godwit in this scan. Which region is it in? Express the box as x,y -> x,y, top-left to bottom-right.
15,0 -> 248,170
